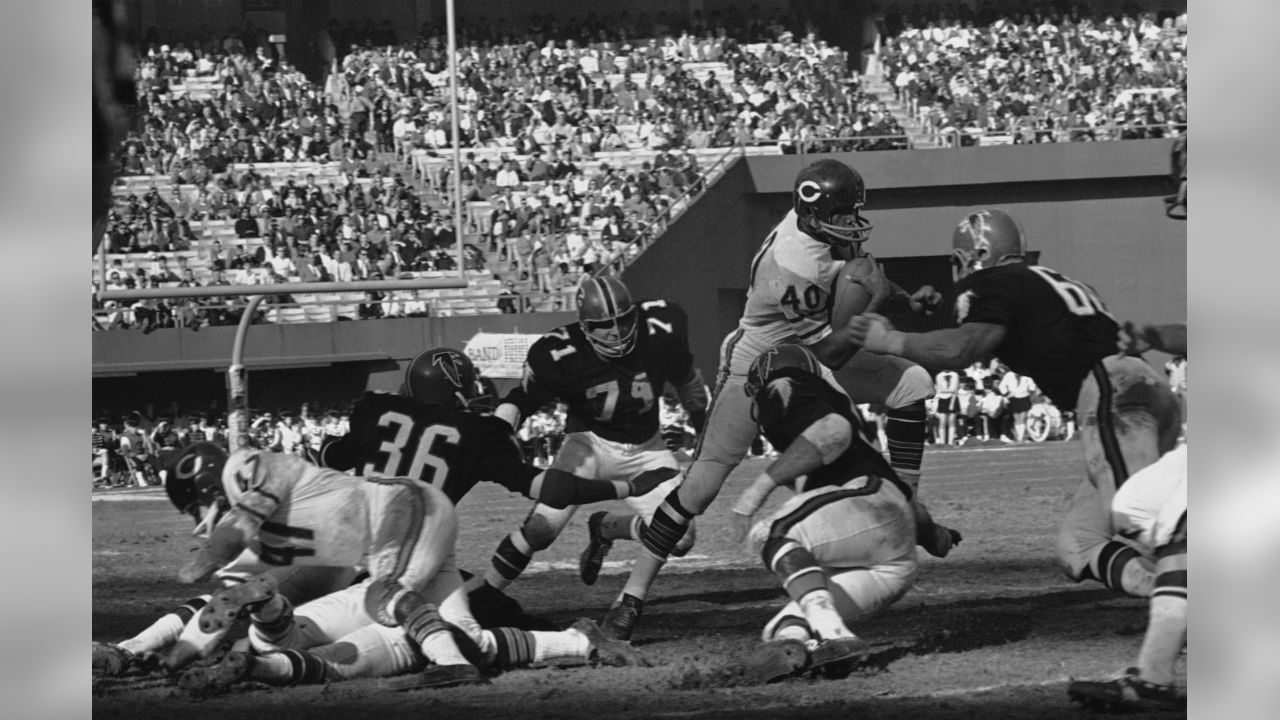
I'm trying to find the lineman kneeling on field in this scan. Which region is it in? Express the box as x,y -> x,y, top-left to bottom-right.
722,344 -> 921,684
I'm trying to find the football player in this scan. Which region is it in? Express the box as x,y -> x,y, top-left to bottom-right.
849,209 -> 1182,599
720,345 -> 918,684
1069,323 -> 1187,712
168,386 -> 658,693
320,347 -> 678,625
469,276 -> 709,600
92,441 -> 358,678
604,159 -> 957,641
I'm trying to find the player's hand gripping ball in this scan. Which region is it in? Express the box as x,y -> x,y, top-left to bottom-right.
831,254 -> 891,328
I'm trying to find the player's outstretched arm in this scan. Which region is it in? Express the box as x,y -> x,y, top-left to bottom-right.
730,413 -> 852,542
529,467 -> 681,509
1121,321 -> 1187,357
178,509 -> 260,583
849,313 -> 1005,369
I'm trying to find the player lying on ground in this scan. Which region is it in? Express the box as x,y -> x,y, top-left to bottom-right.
319,347 -> 679,626
93,442 -> 358,677
466,276 -> 709,603
848,209 -> 1182,597
166,442 -> 650,695
602,159 -> 959,641
1069,322 -> 1187,712
718,344 -> 918,684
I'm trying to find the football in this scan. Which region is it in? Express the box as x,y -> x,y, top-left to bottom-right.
829,256 -> 878,329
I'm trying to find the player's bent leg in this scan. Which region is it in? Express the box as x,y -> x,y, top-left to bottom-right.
482,503 -> 578,591
1057,478 -> 1154,596
483,434 -> 597,591
760,535 -> 855,642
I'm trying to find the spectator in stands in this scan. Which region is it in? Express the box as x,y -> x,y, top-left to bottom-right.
498,281 -> 522,314
234,207 -> 261,239
267,245 -> 297,277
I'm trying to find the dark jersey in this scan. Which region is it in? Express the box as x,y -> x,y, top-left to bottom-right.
955,263 -> 1119,410
756,373 -> 910,500
504,300 -> 696,444
321,391 -> 540,506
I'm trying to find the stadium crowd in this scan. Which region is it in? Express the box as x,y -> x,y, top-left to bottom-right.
95,3 -> 1187,331
882,7 -> 1187,145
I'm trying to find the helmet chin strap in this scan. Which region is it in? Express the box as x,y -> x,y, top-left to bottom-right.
192,502 -> 222,539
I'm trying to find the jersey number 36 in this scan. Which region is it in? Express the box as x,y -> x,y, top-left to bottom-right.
363,411 -> 460,486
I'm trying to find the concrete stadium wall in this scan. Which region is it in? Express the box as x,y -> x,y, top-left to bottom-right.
92,312 -> 573,414
622,139 -> 1187,381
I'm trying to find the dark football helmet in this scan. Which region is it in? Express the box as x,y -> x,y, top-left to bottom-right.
576,275 -> 639,359
793,159 -> 873,251
745,343 -> 825,399
165,441 -> 228,528
951,209 -> 1028,281
403,348 -> 491,410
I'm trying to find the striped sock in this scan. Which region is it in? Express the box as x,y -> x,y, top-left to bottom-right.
280,649 -> 327,684
1089,540 -> 1153,596
886,401 -> 926,489
484,531 -> 533,591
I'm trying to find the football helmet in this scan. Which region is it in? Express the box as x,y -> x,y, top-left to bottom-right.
745,343 -> 824,399
577,275 -> 639,359
403,347 -> 491,410
165,442 -> 228,530
793,159 -> 873,251
951,209 -> 1028,281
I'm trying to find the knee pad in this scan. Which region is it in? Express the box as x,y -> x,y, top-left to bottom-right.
522,514 -> 560,551
884,365 -> 934,409
363,578 -> 418,627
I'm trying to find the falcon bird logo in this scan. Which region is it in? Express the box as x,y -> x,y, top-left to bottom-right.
432,351 -> 465,389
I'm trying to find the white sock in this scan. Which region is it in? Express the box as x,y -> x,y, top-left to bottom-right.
531,629 -> 591,661
119,613 -> 186,656
772,621 -> 812,644
420,631 -> 472,666
799,590 -> 855,641
1138,595 -> 1187,686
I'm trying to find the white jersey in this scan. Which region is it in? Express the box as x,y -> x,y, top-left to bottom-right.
222,450 -> 372,569
725,209 -> 845,376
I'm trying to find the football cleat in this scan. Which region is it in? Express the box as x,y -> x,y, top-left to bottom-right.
165,574 -> 278,672
380,663 -> 485,691
1067,667 -> 1187,712
600,593 -> 645,642
572,618 -> 650,667
806,636 -> 871,676
178,651 -> 253,698
579,511 -> 614,586
200,574 -> 279,635
92,642 -> 136,677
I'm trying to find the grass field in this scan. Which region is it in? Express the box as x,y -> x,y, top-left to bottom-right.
91,440 -> 1186,719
